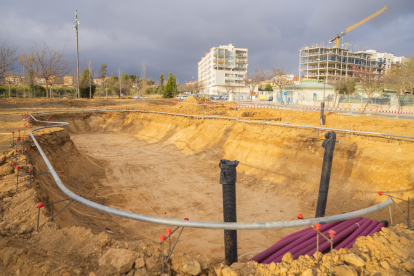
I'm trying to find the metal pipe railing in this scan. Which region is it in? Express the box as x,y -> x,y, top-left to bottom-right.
28,109 -> 394,230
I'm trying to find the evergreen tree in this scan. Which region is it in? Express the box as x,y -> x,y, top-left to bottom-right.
172,75 -> 177,97
80,68 -> 96,98
163,72 -> 174,98
158,73 -> 164,94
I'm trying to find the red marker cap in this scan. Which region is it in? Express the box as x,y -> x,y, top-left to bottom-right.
76,193 -> 80,196
12,131 -> 14,134
60,171 -> 64,174
16,138 -> 19,141
314,223 -> 321,230
16,166 -> 21,171
18,130 -> 20,132
378,191 -> 383,196
297,214 -> 303,219
328,230 -> 336,238
29,169 -> 33,173
166,229 -> 172,235
184,218 -> 189,221
38,202 -> 44,208
21,138 -> 24,141
25,148 -> 28,151
159,234 -> 166,242
12,162 -> 15,166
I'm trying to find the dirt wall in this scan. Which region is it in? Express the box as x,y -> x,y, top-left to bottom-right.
37,111 -> 414,223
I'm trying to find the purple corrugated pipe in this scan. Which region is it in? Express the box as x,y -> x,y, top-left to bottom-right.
263,219 -> 357,264
346,220 -> 380,248
368,222 -> 386,236
293,218 -> 365,259
249,230 -> 310,263
250,222 -> 341,263
333,218 -> 371,250
295,217 -> 362,257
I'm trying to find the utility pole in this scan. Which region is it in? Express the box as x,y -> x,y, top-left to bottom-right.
88,60 -> 91,99
73,10 -> 80,99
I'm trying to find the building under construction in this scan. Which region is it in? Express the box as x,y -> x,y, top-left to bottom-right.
299,44 -> 378,82
299,43 -> 406,82
299,6 -> 407,82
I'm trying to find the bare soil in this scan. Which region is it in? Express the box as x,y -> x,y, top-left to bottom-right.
0,98 -> 414,275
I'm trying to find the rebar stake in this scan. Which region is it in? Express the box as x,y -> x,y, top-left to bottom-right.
37,202 -> 44,231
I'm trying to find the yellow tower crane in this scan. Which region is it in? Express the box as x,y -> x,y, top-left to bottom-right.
329,6 -> 388,47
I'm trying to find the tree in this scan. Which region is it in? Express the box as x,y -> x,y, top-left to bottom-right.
0,40 -> 18,82
158,73 -> 165,94
19,53 -> 35,98
163,72 -> 174,98
29,43 -> 69,98
79,68 -> 96,98
172,75 -> 178,97
353,66 -> 383,114
270,68 -> 289,104
224,82 -> 236,94
327,77 -> 356,108
99,63 -> 108,99
384,58 -> 414,110
118,67 -> 122,98
244,69 -> 267,102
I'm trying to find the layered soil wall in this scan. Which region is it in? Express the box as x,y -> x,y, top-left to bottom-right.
38,111 -> 414,222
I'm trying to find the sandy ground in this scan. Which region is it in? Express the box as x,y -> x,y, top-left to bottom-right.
71,133 -> 302,260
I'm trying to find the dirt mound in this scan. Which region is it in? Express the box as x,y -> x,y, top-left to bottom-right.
213,224 -> 414,275
182,95 -> 200,103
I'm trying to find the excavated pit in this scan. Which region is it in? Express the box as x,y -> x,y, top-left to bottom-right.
31,111 -> 414,260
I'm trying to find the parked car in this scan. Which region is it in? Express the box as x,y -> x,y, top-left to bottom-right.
211,95 -> 221,100
221,95 -> 229,101
177,95 -> 189,100
133,95 -> 149,99
266,95 -> 273,101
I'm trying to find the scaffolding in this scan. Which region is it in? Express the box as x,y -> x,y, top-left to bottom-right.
299,43 -> 378,82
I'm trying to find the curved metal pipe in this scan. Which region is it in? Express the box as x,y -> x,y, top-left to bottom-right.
27,110 -> 393,230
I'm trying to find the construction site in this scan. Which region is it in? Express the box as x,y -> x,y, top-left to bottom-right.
0,96 -> 413,276
1,2 -> 414,276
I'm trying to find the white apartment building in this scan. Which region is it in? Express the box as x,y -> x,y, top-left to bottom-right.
366,50 -> 406,73
198,44 -> 249,94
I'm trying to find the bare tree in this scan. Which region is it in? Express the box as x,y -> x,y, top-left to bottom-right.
117,67 -> 122,99
270,68 -> 289,104
384,58 -> 414,110
0,40 -> 18,82
353,66 -> 384,114
29,43 -> 69,98
87,60 -> 92,99
224,83 -> 236,94
244,69 -> 267,102
141,61 -> 146,81
19,53 -> 36,98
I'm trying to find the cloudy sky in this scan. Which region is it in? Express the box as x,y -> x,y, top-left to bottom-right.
2,0 -> 413,84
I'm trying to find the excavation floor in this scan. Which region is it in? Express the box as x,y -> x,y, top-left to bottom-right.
71,133 -> 302,260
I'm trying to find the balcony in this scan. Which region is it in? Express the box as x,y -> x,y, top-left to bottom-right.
236,59 -> 246,63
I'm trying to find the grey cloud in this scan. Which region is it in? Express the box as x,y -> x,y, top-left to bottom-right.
1,0 -> 413,83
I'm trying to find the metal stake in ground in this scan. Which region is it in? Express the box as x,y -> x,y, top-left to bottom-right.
315,131 -> 336,218
320,101 -> 325,126
219,159 -> 239,265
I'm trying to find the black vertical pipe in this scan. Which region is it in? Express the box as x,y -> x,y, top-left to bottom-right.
315,131 -> 336,218
320,102 -> 325,126
219,159 -> 239,265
